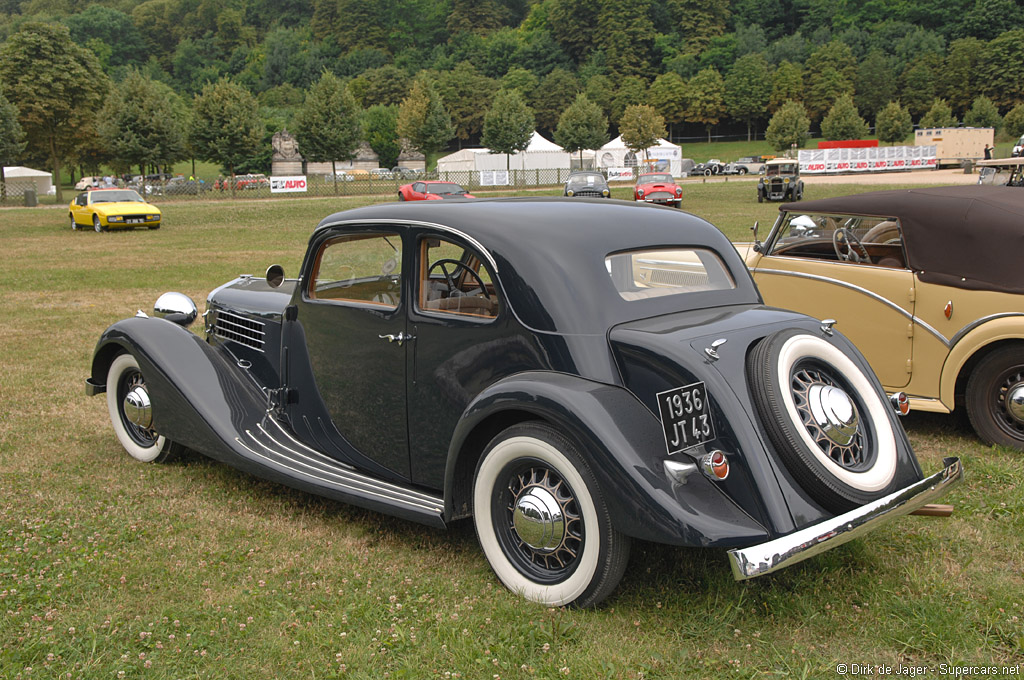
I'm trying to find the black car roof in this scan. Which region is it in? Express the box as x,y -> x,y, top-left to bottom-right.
315,197 -> 760,334
780,186 -> 1024,294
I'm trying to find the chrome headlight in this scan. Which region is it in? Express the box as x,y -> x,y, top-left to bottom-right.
601,189 -> 610,197
107,215 -> 123,222
566,189 -> 574,196
147,214 -> 160,220
637,188 -> 644,197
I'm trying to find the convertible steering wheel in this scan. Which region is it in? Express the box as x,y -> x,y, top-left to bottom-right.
428,258 -> 491,299
832,228 -> 870,263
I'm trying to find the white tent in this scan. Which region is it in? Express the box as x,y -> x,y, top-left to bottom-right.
2,166 -> 54,195
437,132 -> 593,173
595,136 -> 684,177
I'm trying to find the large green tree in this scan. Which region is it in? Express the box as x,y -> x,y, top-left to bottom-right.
765,100 -> 811,152
190,78 -> 264,184
1004,103 -> 1024,138
596,0 -> 654,79
942,38 -> 983,115
769,61 -> 802,113
619,104 -> 666,166
977,29 -> 1024,110
97,70 -> 189,180
875,101 -> 913,145
803,41 -> 856,120
555,93 -> 609,167
0,88 -> 26,202
0,22 -> 108,202
685,67 -> 726,143
529,67 -> 580,134
436,62 -> 498,143
855,50 -> 897,119
725,53 -> 771,140
649,72 -> 688,137
820,94 -> 869,140
963,95 -> 1002,130
481,89 -> 535,171
918,98 -> 959,128
362,105 -> 402,170
293,70 -> 363,194
397,77 -> 455,157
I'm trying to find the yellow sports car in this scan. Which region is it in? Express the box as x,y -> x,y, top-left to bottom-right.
745,186 -> 1024,450
69,188 -> 162,232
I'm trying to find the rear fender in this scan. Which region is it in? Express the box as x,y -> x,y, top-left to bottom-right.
941,317 -> 1024,408
444,371 -> 768,547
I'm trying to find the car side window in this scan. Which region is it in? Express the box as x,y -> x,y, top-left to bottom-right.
76,194 -> 87,206
768,213 -> 906,268
308,233 -> 402,308
413,182 -> 425,193
418,237 -> 499,320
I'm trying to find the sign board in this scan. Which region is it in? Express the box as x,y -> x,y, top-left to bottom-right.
797,147 -> 936,174
270,176 -> 307,193
479,170 -> 509,186
607,167 -> 635,181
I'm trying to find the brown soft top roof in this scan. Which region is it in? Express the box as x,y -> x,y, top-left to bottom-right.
780,186 -> 1024,294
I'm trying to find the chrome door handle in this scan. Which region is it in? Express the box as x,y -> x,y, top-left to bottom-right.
378,332 -> 415,346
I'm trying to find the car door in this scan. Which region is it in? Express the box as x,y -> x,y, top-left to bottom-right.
287,227 -> 411,478
405,230 -> 513,488
748,213 -> 916,389
410,182 -> 427,200
71,192 -> 89,222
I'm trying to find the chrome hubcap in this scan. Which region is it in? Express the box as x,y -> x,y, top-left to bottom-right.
123,385 -> 152,428
1007,384 -> 1024,424
512,486 -> 564,552
808,384 -> 860,446
792,365 -> 868,470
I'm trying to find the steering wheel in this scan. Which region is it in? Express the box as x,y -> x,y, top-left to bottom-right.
428,259 -> 491,299
832,228 -> 870,263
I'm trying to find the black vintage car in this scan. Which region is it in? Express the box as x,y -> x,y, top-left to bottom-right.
563,171 -> 611,198
86,198 -> 961,607
758,159 -> 804,202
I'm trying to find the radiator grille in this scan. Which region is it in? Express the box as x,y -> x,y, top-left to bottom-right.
215,309 -> 265,351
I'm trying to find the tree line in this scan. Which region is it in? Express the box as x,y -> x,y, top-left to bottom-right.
3,0 -> 1024,199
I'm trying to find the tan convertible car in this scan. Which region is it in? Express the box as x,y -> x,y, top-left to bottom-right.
745,186 -> 1024,450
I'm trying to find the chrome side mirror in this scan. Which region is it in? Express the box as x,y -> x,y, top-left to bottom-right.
266,264 -> 285,288
751,221 -> 762,252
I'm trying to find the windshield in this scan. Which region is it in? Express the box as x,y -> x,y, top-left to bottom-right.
90,190 -> 144,203
639,173 -> 673,184
765,164 -> 797,176
428,183 -> 466,195
567,173 -> 608,188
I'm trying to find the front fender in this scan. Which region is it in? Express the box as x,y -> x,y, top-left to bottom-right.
941,316 -> 1024,407
445,371 -> 768,547
89,316 -> 267,461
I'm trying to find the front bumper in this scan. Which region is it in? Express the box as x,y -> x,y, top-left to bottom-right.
729,457 -> 963,580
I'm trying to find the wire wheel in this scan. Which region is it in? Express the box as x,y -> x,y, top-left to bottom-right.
790,363 -> 872,472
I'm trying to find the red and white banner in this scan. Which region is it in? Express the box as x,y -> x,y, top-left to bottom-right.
270,176 -> 307,193
798,146 -> 936,174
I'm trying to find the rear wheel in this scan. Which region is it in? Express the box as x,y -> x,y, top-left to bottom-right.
748,329 -> 899,512
70,215 -> 78,230
106,353 -> 184,463
738,167 -> 748,175
966,346 -> 1024,450
473,422 -> 630,607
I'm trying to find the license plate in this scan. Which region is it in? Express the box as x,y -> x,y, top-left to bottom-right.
656,382 -> 715,454
126,218 -> 143,224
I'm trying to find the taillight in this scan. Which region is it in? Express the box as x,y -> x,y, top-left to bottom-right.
701,450 -> 729,481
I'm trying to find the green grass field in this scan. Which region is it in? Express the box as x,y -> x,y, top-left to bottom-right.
1,184 -> 1022,679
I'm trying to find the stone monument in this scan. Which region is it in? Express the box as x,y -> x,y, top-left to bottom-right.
271,129 -> 303,176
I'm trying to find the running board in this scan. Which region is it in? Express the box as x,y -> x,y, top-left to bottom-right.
232,416 -> 446,528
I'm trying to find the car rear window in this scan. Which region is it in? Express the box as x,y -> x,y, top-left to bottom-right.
605,248 -> 736,301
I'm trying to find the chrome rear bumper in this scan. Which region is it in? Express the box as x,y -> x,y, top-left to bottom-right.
729,457 -> 963,580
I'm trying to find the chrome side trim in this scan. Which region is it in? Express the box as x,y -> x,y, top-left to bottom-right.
753,268 -> 951,347
948,313 -> 1024,347
728,457 -> 963,580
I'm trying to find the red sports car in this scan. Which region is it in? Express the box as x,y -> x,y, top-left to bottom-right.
398,181 -> 475,201
634,172 -> 682,208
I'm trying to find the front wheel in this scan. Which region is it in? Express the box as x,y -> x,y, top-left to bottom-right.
966,346 -> 1024,450
398,193 -> 405,201
106,353 -> 184,463
703,168 -> 712,177
473,423 -> 630,608
93,214 -> 105,233
757,191 -> 764,203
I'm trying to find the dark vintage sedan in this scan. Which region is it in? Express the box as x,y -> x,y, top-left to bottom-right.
564,171 -> 611,198
86,198 -> 961,607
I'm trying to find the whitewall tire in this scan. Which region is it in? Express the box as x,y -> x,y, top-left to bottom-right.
472,423 -> 630,608
106,353 -> 183,463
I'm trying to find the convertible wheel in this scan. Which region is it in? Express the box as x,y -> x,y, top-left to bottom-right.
748,329 -> 898,512
473,423 -> 630,608
93,214 -> 105,233
106,353 -> 184,463
966,346 -> 1024,450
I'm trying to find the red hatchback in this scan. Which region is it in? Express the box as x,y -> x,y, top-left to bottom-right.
398,181 -> 475,201
634,172 -> 682,208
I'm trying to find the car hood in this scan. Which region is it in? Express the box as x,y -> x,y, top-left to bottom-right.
637,182 -> 678,191
93,201 -> 159,213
